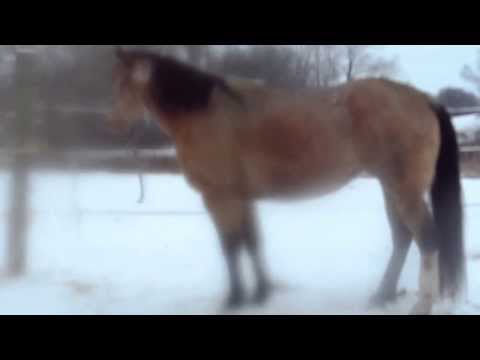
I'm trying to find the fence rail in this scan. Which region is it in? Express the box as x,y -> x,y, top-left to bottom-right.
2,104 -> 480,277
461,146 -> 480,153
449,107 -> 480,117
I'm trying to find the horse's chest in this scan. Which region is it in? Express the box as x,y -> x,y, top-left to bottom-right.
176,141 -> 243,195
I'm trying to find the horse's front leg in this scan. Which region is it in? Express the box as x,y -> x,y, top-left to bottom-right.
204,194 -> 249,309
204,194 -> 272,309
243,207 -> 272,305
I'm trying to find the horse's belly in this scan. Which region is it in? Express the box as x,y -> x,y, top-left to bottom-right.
258,176 -> 357,201
246,155 -> 361,200
242,106 -> 361,199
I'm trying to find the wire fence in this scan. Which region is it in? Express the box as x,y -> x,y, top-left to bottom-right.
2,106 -> 480,276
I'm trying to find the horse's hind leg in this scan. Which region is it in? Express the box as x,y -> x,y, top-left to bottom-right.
370,191 -> 412,307
388,185 -> 439,315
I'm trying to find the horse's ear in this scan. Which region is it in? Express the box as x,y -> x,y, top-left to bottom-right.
132,60 -> 152,85
115,46 -> 128,62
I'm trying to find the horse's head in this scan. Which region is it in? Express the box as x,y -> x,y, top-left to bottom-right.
107,47 -> 154,135
107,46 -> 243,138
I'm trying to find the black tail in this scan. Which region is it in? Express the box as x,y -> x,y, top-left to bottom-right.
430,102 -> 466,299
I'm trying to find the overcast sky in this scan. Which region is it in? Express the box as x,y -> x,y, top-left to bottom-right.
382,45 -> 479,95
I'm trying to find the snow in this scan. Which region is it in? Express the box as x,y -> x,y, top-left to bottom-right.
455,114 -> 480,133
0,170 -> 479,315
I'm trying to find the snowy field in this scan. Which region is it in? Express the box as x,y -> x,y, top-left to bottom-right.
0,170 -> 479,315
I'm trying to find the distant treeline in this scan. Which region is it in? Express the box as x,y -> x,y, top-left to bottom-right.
2,45 -> 478,150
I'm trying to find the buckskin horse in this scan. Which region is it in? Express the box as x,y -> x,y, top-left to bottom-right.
107,47 -> 465,315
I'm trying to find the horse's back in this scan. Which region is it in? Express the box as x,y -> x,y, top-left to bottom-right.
234,78 -> 441,198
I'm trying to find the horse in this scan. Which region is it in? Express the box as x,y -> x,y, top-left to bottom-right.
107,47 -> 466,315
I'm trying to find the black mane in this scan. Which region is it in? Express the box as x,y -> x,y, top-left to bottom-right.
126,50 -> 243,114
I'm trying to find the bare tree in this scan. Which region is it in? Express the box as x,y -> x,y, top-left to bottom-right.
462,49 -> 480,95
290,45 -> 398,88
301,45 -> 342,87
340,45 -> 398,82
211,45 -> 310,88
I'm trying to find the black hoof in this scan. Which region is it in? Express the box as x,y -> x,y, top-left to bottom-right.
368,293 -> 397,309
252,284 -> 272,306
224,292 -> 246,310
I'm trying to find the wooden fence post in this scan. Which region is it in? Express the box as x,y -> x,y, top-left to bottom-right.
7,47 -> 36,277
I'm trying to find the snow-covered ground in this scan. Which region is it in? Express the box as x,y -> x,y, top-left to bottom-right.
0,170 -> 479,315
